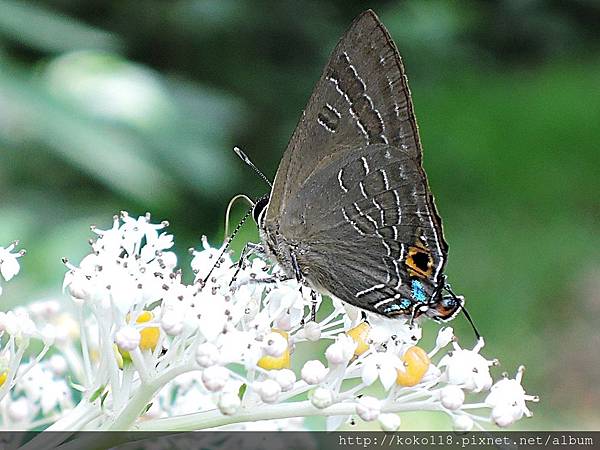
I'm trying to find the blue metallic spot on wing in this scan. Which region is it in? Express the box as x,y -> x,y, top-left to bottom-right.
383,304 -> 402,313
411,280 -> 427,303
400,298 -> 412,309
384,298 -> 413,314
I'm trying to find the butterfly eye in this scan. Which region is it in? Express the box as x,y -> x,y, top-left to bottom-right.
427,295 -> 464,322
252,196 -> 269,224
441,296 -> 459,309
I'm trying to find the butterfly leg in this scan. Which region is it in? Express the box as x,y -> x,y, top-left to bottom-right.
290,252 -> 317,324
290,251 -> 311,318
231,272 -> 291,289
290,252 -> 303,283
229,242 -> 266,287
300,289 -> 318,326
408,304 -> 418,327
310,290 -> 318,321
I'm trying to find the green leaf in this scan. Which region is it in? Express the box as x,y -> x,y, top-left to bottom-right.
142,403 -> 153,415
0,0 -> 122,53
89,385 -> 106,403
238,383 -> 247,400
100,391 -> 109,408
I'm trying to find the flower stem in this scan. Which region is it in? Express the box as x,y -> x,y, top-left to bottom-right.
106,362 -> 195,430
135,399 -> 441,432
77,304 -> 93,386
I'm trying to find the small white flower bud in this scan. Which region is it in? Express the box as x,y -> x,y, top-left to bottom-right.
43,300 -> 61,315
325,336 -> 356,366
7,398 -> 30,422
161,310 -> 184,336
325,344 -> 345,366
453,415 -> 474,431
303,321 -> 321,341
379,413 -> 401,431
218,391 -> 241,415
310,387 -> 333,409
201,365 -> 229,392
115,326 -> 140,351
491,404 -> 517,427
275,314 -> 292,331
32,300 -> 61,318
257,379 -> 281,404
19,315 -> 37,338
66,272 -> 92,302
5,317 -> 19,336
439,345 -> 493,393
273,369 -> 296,392
301,360 -> 327,385
263,332 -> 288,357
356,396 -> 380,422
49,355 -> 68,375
440,385 -> 465,410
41,325 -> 56,346
195,343 -> 220,368
436,327 -> 454,348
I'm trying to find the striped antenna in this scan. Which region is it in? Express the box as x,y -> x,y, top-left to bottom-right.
234,146 -> 273,188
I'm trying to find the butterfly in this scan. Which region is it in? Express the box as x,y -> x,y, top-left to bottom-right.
252,10 -> 466,323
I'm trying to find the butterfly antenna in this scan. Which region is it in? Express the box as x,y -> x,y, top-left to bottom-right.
199,204 -> 253,289
234,146 -> 273,188
460,305 -> 481,341
445,284 -> 481,340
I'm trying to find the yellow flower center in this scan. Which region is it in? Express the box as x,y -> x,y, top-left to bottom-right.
119,310 -> 161,363
396,345 -> 430,387
347,322 -> 370,356
257,329 -> 290,370
136,311 -> 153,323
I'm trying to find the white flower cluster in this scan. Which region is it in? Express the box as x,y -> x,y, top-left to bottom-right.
0,213 -> 538,436
0,243 -> 72,429
2,360 -> 74,428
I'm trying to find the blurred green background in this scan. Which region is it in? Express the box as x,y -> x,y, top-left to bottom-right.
0,0 -> 598,431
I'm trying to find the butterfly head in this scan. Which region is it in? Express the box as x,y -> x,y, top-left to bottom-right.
252,195 -> 269,225
427,286 -> 481,340
426,294 -> 464,322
